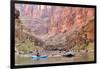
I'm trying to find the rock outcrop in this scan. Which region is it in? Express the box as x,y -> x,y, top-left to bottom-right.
15,5 -> 95,52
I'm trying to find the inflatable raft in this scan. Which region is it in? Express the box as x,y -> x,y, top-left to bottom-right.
32,56 -> 48,60
63,51 -> 75,57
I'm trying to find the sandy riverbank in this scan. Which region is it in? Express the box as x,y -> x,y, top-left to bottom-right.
15,50 -> 94,58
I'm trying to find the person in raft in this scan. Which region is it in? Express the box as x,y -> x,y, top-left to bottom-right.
36,50 -> 40,57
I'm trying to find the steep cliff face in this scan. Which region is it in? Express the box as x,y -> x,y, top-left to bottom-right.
15,4 -> 94,36
15,11 -> 44,53
15,4 -> 95,51
48,7 -> 94,35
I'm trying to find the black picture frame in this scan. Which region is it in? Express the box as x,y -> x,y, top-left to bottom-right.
10,0 -> 97,69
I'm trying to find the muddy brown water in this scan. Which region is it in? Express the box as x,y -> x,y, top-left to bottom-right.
15,52 -> 94,65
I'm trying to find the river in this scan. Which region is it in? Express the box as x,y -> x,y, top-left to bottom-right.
15,51 -> 94,65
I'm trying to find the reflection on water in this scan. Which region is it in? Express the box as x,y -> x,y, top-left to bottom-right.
15,52 -> 94,65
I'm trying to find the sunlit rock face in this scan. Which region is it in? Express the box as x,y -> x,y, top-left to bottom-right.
15,4 -> 94,36
15,4 -> 95,51
48,7 -> 94,36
